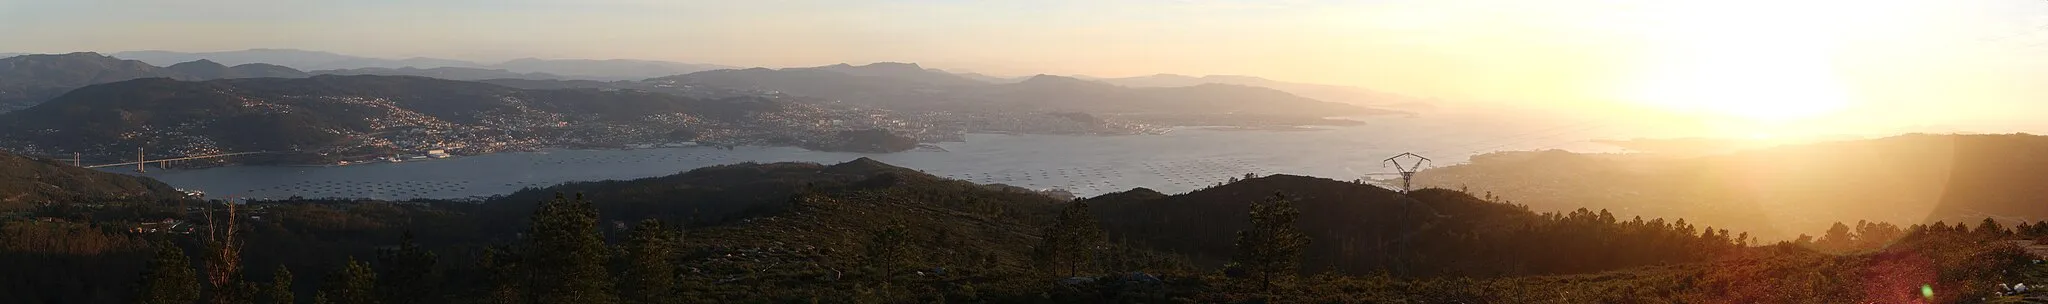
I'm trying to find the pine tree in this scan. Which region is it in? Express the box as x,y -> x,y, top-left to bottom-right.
1818,222 -> 1855,252
1033,200 -> 1104,277
618,219 -> 678,304
475,247 -> 524,304
139,239 -> 201,304
524,193 -> 618,304
268,265 -> 296,304
1975,218 -> 2007,239
865,222 -> 915,280
379,231 -> 438,304
1231,192 -> 1311,292
321,257 -> 378,304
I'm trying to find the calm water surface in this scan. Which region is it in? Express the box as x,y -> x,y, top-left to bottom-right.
118,116 -> 1630,200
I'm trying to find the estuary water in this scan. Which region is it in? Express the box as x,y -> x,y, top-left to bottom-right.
117,116 -> 1632,201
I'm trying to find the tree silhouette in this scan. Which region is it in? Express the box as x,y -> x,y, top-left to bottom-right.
1818,222 -> 1855,252
475,246 -> 525,304
1032,200 -> 1103,277
378,231 -> 438,304
1977,218 -> 2008,239
618,219 -> 678,304
321,257 -> 378,304
1231,193 -> 1311,292
267,265 -> 295,304
865,222 -> 915,280
523,193 -> 617,304
138,239 -> 200,304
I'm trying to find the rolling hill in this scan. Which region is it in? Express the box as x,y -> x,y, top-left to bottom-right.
1087,73 -> 1437,110
653,63 -> 1389,117
491,58 -> 730,81
1087,174 -> 1746,277
1414,134 -> 2048,241
113,48 -> 484,70
164,59 -> 311,79
0,150 -> 183,208
0,52 -> 192,112
311,67 -> 570,81
112,49 -> 729,80
0,75 -> 790,157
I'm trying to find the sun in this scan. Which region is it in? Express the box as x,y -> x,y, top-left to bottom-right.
1622,0 -> 1856,123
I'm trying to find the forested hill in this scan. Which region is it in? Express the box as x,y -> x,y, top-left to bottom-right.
0,75 -> 790,156
0,150 -> 182,209
0,52 -> 191,112
1,158 -> 2038,303
1416,133 -> 2048,241
1087,174 -> 1750,277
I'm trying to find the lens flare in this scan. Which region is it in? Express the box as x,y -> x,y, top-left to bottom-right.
1921,285 -> 1934,299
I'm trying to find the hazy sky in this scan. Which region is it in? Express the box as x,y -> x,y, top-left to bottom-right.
6,0 -> 2048,136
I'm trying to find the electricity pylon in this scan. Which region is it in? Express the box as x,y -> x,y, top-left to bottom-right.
1381,152 -> 1431,277
1382,152 -> 1432,194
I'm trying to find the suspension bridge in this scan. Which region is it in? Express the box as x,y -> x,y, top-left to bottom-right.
75,150 -> 274,172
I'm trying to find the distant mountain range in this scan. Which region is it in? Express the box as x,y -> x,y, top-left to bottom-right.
8,50 -> 1431,117
166,59 -> 311,79
0,52 -> 194,112
1082,74 -> 1438,110
655,63 -> 1389,117
944,72 -> 1438,110
0,75 -> 789,156
0,52 -> 713,113
310,67 -> 571,81
109,49 -> 731,81
112,48 -> 483,70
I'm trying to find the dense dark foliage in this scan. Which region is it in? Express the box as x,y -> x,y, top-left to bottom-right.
1,158 -> 2041,303
1090,174 -> 1750,277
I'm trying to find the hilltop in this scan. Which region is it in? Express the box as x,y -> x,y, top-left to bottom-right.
0,53 -> 327,113
164,59 -> 311,79
0,52 -> 191,112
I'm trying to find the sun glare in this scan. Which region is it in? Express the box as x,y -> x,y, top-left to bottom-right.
1624,0 -> 1856,123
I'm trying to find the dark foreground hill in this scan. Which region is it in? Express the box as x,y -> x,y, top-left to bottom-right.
1090,174 -> 1750,277
0,150 -> 183,209
0,158 -> 2036,303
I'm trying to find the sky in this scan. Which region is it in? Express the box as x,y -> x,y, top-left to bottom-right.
5,0 -> 2048,137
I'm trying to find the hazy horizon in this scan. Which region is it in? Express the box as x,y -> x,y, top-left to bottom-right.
10,0 -> 2048,137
